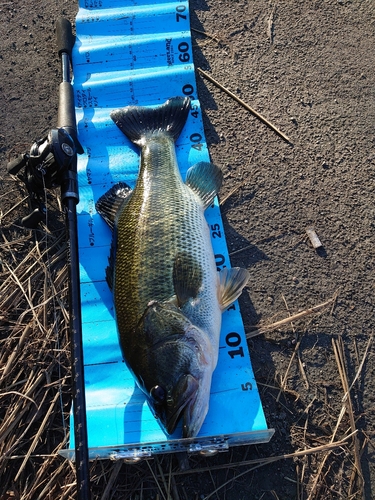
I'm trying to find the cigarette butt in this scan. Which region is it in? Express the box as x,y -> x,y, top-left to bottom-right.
306,227 -> 323,249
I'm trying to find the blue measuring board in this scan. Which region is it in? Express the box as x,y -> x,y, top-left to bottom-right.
60,0 -> 273,461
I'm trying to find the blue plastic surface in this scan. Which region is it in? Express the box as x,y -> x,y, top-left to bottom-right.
61,0 -> 273,461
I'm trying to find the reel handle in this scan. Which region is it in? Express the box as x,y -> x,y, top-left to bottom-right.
7,154 -> 28,175
21,207 -> 45,229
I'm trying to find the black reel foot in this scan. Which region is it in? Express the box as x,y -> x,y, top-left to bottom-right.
21,206 -> 46,229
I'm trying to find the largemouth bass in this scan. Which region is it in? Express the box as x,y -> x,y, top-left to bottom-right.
96,97 -> 249,438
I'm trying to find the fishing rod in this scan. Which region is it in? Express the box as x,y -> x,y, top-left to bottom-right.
56,17 -> 91,500
7,17 -> 91,500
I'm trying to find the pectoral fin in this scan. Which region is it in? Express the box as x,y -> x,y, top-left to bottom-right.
173,252 -> 203,307
185,162 -> 223,209
218,267 -> 250,310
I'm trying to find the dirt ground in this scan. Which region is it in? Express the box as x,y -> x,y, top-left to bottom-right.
1,0 -> 375,499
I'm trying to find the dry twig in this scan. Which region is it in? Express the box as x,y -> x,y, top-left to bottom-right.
247,293 -> 338,338
197,68 -> 292,144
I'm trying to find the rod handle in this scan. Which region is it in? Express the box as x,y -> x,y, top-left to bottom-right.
58,82 -> 75,129
56,17 -> 75,58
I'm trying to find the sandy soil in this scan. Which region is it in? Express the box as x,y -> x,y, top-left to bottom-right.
1,0 -> 374,499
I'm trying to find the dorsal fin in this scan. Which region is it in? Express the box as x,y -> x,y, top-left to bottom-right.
218,267 -> 250,310
185,162 -> 223,209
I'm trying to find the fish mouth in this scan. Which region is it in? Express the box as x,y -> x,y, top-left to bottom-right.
164,379 -> 207,439
181,370 -> 213,438
156,373 -> 199,436
165,396 -> 193,436
181,392 -> 204,439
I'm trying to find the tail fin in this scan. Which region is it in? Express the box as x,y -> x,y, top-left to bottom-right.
110,97 -> 191,146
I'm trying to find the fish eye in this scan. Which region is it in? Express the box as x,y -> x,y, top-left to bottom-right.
150,385 -> 166,403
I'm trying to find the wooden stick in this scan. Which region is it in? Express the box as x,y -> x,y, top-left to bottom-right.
0,195 -> 29,222
307,337 -> 364,500
146,460 -> 167,500
246,295 -> 336,338
171,431 -> 357,477
197,67 -> 292,145
101,461 -> 123,500
276,334 -> 304,403
229,244 -> 253,257
182,433 -> 357,500
297,350 -> 309,390
343,334 -> 373,402
2,323 -> 33,378
0,390 -> 38,409
333,337 -> 364,498
191,27 -> 221,44
219,179 -> 247,206
14,389 -> 61,481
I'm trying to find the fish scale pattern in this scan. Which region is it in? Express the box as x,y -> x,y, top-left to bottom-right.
114,136 -> 218,345
60,0 -> 272,461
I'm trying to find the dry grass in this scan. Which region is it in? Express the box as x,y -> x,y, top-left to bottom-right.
0,193 -> 75,499
0,188 -> 370,499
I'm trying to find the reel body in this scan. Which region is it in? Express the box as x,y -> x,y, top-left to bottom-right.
7,127 -> 77,227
